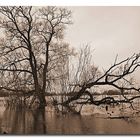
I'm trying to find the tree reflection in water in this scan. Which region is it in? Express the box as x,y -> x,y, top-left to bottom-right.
1,107 -> 46,134
1,106 -> 140,134
0,106 -> 91,134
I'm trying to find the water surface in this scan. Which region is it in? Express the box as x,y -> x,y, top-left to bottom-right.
0,105 -> 140,135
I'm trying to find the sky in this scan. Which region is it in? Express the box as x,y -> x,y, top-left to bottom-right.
64,6 -> 140,83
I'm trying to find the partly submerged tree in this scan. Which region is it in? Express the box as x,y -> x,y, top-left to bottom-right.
0,6 -> 72,108
62,46 -> 140,113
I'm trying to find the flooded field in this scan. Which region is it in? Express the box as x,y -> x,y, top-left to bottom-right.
0,104 -> 140,135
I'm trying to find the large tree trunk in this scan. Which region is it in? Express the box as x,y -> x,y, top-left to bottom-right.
38,92 -> 46,108
35,84 -> 47,108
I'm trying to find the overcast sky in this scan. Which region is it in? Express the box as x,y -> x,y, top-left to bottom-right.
64,6 -> 140,83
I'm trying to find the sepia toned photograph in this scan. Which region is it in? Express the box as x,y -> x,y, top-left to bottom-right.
0,6 -> 140,135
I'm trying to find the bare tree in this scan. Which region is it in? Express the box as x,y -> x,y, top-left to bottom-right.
62,46 -> 140,111
0,6 -> 72,108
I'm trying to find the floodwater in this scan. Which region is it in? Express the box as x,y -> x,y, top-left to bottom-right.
0,105 -> 140,135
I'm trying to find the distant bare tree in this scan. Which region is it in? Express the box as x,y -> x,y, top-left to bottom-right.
68,45 -> 101,93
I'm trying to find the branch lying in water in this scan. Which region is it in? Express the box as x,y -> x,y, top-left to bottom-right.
61,90 -> 140,106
